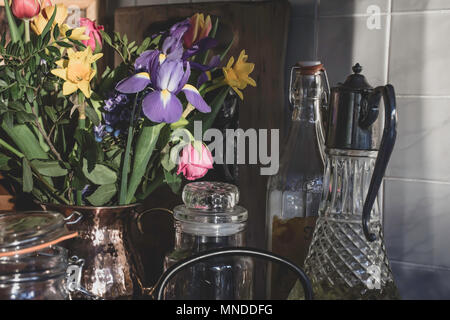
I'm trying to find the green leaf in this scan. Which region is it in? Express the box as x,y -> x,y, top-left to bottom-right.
3,112 -> 13,129
1,124 -> 49,160
10,82 -> 19,100
26,87 -> 34,104
0,79 -> 7,87
150,35 -> 161,47
74,129 -> 100,171
161,152 -> 176,172
0,154 -> 11,170
188,87 -> 230,134
85,104 -> 100,126
9,101 -> 24,111
220,37 -> 235,61
82,159 -> 117,185
86,183 -> 117,206
43,81 -> 55,92
164,169 -> 182,194
44,105 -> 57,122
53,24 -> 60,40
56,41 -> 72,48
126,123 -> 164,204
136,37 -> 151,55
100,30 -> 112,47
47,45 -> 61,57
23,158 -> 33,193
16,112 -> 35,124
170,117 -> 188,130
31,159 -> 68,177
41,5 -> 58,38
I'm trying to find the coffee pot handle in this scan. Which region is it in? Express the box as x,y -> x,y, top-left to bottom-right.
362,84 -> 397,242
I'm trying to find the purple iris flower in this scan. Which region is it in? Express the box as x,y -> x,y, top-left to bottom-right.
117,20 -> 192,95
192,54 -> 221,87
182,37 -> 218,60
117,59 -> 210,123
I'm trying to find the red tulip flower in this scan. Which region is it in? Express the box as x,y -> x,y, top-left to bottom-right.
11,0 -> 41,20
79,18 -> 104,52
177,143 -> 214,181
183,13 -> 212,49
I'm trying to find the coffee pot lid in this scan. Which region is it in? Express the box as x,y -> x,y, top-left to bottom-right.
0,211 -> 78,258
339,63 -> 372,90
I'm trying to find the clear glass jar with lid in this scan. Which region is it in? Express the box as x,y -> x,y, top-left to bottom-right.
0,211 -> 88,300
163,181 -> 253,300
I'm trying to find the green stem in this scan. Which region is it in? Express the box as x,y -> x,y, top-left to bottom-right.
4,0 -> 20,43
76,93 -> 86,205
0,138 -> 24,158
202,81 -> 227,95
24,19 -> 30,43
119,93 -> 139,205
0,139 -> 69,204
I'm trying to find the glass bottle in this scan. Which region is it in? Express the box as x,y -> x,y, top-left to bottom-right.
303,64 -> 400,299
265,61 -> 329,300
163,181 -> 252,300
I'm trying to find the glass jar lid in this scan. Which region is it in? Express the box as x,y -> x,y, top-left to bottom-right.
0,211 -> 78,258
174,182 -> 248,236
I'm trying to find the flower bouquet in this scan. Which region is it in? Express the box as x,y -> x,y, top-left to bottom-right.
0,1 -> 257,207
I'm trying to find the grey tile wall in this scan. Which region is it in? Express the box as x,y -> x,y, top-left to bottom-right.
389,12 -> 450,95
317,15 -> 389,86
392,0 -> 450,12
391,261 -> 450,299
319,0 -> 389,16
315,0 -> 450,299
387,97 -> 450,182
384,179 -> 450,268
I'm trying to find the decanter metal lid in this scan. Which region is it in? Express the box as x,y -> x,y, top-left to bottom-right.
326,63 -> 385,151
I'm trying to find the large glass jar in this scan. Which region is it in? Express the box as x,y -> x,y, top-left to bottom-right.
0,246 -> 69,300
0,211 -> 81,300
163,181 -> 253,300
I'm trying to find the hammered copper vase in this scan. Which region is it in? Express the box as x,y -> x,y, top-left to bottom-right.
40,203 -> 146,300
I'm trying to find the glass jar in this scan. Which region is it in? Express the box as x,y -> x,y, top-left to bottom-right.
163,181 -> 253,300
0,246 -> 69,300
0,211 -> 85,300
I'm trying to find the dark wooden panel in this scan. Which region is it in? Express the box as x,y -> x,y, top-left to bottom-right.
115,1 -> 290,296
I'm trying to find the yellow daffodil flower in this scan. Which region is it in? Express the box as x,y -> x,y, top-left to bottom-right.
222,50 -> 257,100
31,4 -> 89,41
51,47 -> 103,98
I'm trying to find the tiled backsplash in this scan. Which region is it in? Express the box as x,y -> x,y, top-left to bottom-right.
313,0 -> 450,299
117,0 -> 450,299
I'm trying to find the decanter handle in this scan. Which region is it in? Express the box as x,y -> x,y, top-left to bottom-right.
362,84 -> 398,242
